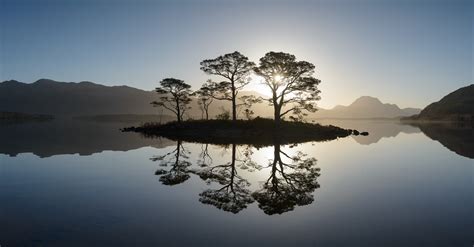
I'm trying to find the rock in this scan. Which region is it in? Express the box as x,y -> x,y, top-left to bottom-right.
155,169 -> 167,175
360,131 -> 369,136
353,130 -> 360,136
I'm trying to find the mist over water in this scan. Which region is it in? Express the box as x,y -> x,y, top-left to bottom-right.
1,119 -> 472,246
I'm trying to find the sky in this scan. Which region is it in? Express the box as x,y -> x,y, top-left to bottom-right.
1,0 -> 472,109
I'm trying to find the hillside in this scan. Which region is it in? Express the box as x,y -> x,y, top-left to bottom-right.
404,84 -> 473,122
0,79 -> 159,116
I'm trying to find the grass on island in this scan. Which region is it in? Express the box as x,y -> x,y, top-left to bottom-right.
123,117 -> 357,146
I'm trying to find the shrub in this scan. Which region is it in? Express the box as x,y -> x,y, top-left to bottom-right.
216,109 -> 230,120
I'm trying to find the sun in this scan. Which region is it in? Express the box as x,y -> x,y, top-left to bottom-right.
274,74 -> 283,82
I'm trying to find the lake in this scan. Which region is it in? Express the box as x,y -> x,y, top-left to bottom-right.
1,119 -> 472,247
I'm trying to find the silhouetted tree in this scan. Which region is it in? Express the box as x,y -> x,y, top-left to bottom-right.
197,144 -> 259,213
254,52 -> 321,125
152,140 -> 192,185
193,82 -> 214,120
252,143 -> 320,215
200,51 -> 255,121
152,78 -> 192,123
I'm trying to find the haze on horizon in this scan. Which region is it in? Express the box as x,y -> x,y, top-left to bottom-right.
1,0 -> 472,109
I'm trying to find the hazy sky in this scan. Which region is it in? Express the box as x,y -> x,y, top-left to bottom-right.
1,0 -> 472,108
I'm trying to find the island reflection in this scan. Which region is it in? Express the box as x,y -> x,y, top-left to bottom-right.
152,141 -> 320,215
1,119 -> 471,159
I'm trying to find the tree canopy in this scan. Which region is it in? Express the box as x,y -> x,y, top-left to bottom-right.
151,51 -> 322,124
193,81 -> 215,120
151,78 -> 192,123
200,51 -> 255,121
254,52 -> 321,124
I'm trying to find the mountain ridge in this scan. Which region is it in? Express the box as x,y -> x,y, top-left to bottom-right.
403,84 -> 473,122
1,79 -> 420,119
313,96 -> 421,119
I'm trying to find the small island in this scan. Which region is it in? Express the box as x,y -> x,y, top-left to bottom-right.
123,118 -> 361,146
123,51 -> 368,145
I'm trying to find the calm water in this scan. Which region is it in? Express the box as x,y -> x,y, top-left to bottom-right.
1,119 -> 473,247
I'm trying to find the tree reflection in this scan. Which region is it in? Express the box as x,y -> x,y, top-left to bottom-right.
152,140 -> 192,185
197,144 -> 213,168
197,144 -> 259,213
150,141 -> 321,215
252,143 -> 320,215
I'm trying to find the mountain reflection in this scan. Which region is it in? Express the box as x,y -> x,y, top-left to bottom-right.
152,141 -> 321,215
316,119 -> 421,145
407,122 -> 474,159
0,119 -> 175,157
2,119 -> 471,160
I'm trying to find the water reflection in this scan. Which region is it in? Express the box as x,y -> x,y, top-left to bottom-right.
317,119 -> 473,159
197,144 -> 256,213
252,143 -> 320,215
316,119 -> 421,145
0,119 -> 175,157
1,119 -> 471,160
152,141 -> 321,215
407,122 -> 474,159
153,140 -> 192,185
2,121 -> 472,246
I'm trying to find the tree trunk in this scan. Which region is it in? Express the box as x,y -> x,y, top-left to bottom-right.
230,143 -> 236,181
274,107 -> 281,126
231,89 -> 237,121
176,98 -> 181,123
271,143 -> 280,187
273,98 -> 281,127
176,108 -> 181,123
175,141 -> 181,163
176,111 -> 181,123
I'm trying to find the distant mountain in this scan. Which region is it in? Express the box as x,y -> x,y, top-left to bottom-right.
0,79 -> 270,118
0,79 -> 158,116
312,96 -> 421,119
405,84 -> 473,122
0,79 -> 420,120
